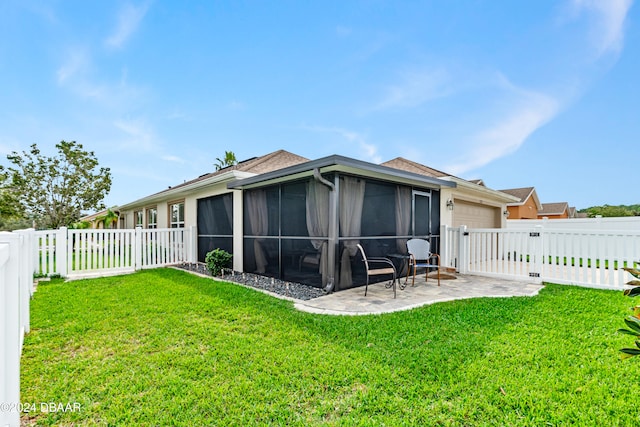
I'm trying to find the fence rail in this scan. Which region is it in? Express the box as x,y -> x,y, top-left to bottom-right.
442,224 -> 640,289
34,227 -> 196,279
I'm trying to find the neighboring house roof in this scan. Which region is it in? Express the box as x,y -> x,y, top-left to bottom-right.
539,202 -> 569,216
80,209 -> 110,222
499,187 -> 543,210
118,150 -> 309,210
568,206 -> 577,218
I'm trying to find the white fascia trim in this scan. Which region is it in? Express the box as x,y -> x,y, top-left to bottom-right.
441,177 -> 520,203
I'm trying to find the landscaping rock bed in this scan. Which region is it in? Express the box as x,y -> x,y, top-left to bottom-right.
175,262 -> 327,301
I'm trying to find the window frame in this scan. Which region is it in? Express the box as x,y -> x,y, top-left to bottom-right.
146,206 -> 158,229
134,210 -> 144,228
168,200 -> 185,228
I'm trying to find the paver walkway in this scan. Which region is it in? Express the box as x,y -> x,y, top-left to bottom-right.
295,273 -> 545,315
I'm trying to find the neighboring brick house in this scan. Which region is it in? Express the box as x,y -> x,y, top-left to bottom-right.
499,187 -> 542,219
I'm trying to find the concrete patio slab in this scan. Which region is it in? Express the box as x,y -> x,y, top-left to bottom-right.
294,274 -> 545,315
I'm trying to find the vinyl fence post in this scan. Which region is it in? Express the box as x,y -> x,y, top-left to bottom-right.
0,233 -> 21,427
135,227 -> 142,271
57,227 -> 68,277
22,229 -> 35,296
188,225 -> 197,263
17,232 -> 30,336
459,225 -> 469,274
440,224 -> 449,268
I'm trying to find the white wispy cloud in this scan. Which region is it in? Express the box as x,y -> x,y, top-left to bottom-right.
373,67 -> 452,111
572,0 -> 633,57
56,49 -> 147,110
162,155 -> 185,163
300,125 -> 382,163
56,48 -> 89,84
105,1 -> 151,49
113,118 -> 157,152
227,100 -> 246,110
445,85 -> 560,175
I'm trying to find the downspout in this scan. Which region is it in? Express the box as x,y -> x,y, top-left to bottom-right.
313,168 -> 336,293
313,168 -> 334,190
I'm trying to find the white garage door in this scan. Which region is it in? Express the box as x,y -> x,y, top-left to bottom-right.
453,200 -> 500,228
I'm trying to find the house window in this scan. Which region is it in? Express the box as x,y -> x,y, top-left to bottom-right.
147,207 -> 157,229
169,202 -> 185,228
135,211 -> 143,227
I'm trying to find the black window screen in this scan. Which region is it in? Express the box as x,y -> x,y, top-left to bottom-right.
361,181 -> 397,237
244,187 -> 280,237
197,193 -> 233,262
281,181 -> 309,237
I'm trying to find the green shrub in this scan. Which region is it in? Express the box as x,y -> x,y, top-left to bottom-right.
205,248 -> 233,276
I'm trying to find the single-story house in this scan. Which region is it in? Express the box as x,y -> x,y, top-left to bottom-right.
538,202 -> 570,219
499,187 -> 542,219
116,150 -> 516,291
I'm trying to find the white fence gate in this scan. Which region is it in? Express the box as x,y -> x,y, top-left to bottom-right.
442,225 -> 640,289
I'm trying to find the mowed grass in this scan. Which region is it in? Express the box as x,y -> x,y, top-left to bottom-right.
20,268 -> 640,426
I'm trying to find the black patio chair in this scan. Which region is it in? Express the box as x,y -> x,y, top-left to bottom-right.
356,243 -> 397,298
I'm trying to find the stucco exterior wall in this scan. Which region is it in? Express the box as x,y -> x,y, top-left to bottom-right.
508,195 -> 539,219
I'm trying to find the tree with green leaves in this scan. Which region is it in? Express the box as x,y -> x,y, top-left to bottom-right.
214,151 -> 238,171
580,205 -> 639,217
0,170 -> 32,230
0,141 -> 112,229
93,208 -> 119,229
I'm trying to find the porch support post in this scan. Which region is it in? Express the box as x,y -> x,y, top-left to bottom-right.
232,190 -> 244,273
327,174 -> 339,292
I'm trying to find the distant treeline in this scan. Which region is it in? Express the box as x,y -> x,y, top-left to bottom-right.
578,205 -> 640,217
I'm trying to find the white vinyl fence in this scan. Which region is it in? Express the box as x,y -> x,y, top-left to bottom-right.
507,216 -> 640,232
442,224 -> 640,289
1,226 -> 196,426
1,230 -> 35,427
35,226 -> 197,279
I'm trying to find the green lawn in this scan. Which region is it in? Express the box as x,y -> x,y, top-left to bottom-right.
20,268 -> 640,426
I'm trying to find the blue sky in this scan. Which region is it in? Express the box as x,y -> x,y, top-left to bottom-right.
0,1 -> 637,210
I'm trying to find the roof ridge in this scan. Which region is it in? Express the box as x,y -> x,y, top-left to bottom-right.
381,157 -> 451,178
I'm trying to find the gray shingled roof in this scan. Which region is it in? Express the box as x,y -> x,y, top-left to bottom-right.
539,202 -> 569,216
499,187 -> 535,204
228,154 -> 456,190
117,150 -> 309,209
380,157 -> 450,178
152,150 -> 309,196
